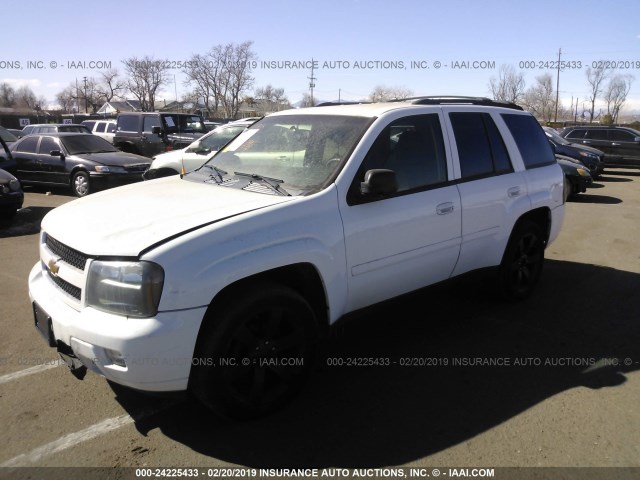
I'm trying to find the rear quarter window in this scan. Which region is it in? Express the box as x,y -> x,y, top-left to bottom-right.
117,116 -> 139,132
501,114 -> 555,169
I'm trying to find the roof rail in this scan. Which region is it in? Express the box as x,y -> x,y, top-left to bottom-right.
316,101 -> 372,107
392,96 -> 523,111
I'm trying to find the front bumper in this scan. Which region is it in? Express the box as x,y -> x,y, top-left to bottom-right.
28,262 -> 206,392
89,171 -> 146,190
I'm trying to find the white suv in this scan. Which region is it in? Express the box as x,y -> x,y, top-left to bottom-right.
29,97 -> 565,417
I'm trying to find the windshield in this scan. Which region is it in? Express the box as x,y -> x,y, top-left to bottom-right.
60,134 -> 119,154
544,128 -> 570,145
0,127 -> 18,142
196,114 -> 370,195
188,125 -> 247,153
162,114 -> 207,135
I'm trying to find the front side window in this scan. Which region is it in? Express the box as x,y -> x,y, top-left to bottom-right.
38,137 -> 59,154
565,129 -> 586,140
501,113 -> 555,169
355,114 -> 448,193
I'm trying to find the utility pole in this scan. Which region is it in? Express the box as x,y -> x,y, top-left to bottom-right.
83,76 -> 88,113
554,48 -> 561,123
308,59 -> 316,106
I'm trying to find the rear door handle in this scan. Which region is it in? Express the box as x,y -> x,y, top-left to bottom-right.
436,202 -> 454,215
508,186 -> 522,198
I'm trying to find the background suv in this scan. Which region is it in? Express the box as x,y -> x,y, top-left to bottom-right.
559,125 -> 640,168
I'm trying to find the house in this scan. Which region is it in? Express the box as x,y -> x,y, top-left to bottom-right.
96,100 -> 142,116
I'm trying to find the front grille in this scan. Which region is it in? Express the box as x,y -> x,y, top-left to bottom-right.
46,235 -> 89,271
126,164 -> 149,172
49,272 -> 81,300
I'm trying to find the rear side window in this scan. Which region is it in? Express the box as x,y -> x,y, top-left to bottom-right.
501,114 -> 555,169
117,116 -> 138,132
449,112 -> 513,179
95,122 -> 106,133
16,136 -> 39,153
565,129 -> 586,140
585,129 -> 608,140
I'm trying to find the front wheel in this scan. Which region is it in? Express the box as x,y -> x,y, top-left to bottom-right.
71,171 -> 90,197
191,284 -> 319,418
498,220 -> 545,301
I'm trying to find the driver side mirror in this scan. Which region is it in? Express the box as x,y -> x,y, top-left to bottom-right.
50,150 -> 64,159
360,169 -> 398,196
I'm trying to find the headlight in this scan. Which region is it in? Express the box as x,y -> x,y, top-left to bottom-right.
95,165 -> 127,173
9,179 -> 21,192
86,261 -> 164,317
577,168 -> 590,177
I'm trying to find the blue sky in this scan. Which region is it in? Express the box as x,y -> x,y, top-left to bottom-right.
2,0 -> 640,116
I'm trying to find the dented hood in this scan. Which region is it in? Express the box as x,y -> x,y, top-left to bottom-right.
41,175 -> 294,257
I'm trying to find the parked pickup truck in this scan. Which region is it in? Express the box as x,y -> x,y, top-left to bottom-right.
29,97 -> 566,417
113,112 -> 207,157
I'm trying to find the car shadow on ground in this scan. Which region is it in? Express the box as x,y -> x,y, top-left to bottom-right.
113,259 -> 640,468
0,206 -> 55,238
569,193 -> 622,204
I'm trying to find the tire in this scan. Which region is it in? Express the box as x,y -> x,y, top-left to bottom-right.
191,284 -> 319,418
498,220 -> 545,301
71,171 -> 90,197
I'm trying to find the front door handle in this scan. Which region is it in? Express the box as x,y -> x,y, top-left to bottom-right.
436,202 -> 455,215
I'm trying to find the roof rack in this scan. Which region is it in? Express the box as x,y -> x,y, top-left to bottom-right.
392,96 -> 523,111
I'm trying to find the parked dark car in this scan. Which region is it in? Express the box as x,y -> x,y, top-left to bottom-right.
10,133 -> 152,197
558,125 -> 640,168
20,123 -> 92,136
0,136 -> 23,218
543,127 -> 604,177
556,154 -> 592,201
114,112 -> 207,158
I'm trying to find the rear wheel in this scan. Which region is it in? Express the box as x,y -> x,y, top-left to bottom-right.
499,220 -> 545,301
191,284 -> 319,418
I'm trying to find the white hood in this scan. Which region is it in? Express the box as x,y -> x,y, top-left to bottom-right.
42,176 -> 294,257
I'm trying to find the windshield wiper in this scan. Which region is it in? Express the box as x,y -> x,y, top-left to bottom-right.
202,164 -> 227,183
233,171 -> 291,196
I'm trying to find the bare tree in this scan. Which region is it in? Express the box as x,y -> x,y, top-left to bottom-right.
97,69 -> 126,103
522,73 -> 557,123
122,56 -> 169,111
585,63 -> 611,123
55,85 -> 76,113
300,92 -> 317,108
15,85 -> 38,110
369,85 -> 413,102
183,53 -> 222,116
0,83 -> 16,107
220,41 -> 256,118
255,84 -> 290,114
489,64 -> 525,104
604,74 -> 633,124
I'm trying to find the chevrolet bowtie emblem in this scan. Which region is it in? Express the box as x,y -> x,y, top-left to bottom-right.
48,258 -> 61,276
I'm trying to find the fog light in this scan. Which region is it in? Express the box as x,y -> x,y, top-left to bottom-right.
105,348 -> 127,368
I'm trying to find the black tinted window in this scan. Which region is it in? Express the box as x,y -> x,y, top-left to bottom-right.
565,129 -> 586,140
117,116 -> 138,132
357,114 -> 447,193
38,137 -> 58,154
143,116 -> 162,133
501,114 -> 555,169
16,136 -> 39,153
610,129 -> 637,141
450,112 -> 512,179
585,129 -> 608,140
95,123 -> 106,133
